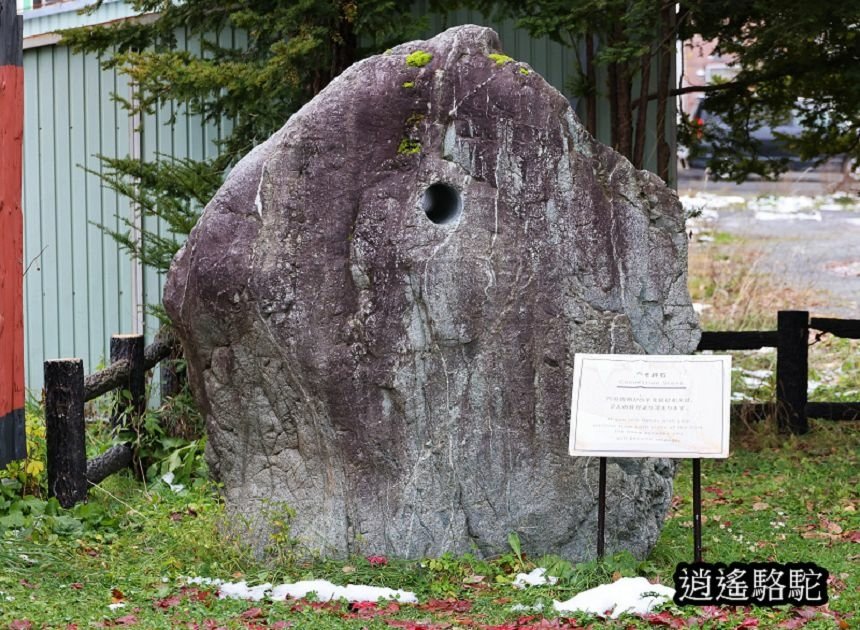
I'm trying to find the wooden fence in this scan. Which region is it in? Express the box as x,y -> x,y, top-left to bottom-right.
44,330 -> 176,507
696,310 -> 860,434
43,310 -> 858,508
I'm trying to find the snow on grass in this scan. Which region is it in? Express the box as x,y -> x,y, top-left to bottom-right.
553,576 -> 675,619
512,568 -> 558,589
183,577 -> 418,604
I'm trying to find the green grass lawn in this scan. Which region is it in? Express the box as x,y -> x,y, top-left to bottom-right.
1,414 -> 857,628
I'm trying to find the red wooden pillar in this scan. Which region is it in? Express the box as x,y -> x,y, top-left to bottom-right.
0,0 -> 25,468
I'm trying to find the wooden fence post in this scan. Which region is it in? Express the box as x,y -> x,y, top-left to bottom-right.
777,310 -> 809,434
110,334 -> 146,424
45,359 -> 87,507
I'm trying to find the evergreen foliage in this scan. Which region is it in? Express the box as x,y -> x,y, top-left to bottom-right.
61,0 -> 434,271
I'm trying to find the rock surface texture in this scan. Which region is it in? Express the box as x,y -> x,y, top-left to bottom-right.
164,25 -> 701,560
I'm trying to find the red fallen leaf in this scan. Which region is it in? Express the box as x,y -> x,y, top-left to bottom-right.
9,621 -> 33,630
641,610 -> 687,628
704,485 -> 725,497
844,530 -> 860,542
170,512 -> 183,521
778,617 -> 811,629
349,601 -> 379,611
700,606 -> 729,621
114,615 -> 138,626
65,625 -> 79,630
201,620 -> 227,630
421,598 -> 473,613
240,607 -> 264,619
736,618 -> 759,628
271,623 -> 293,629
155,594 -> 183,609
70,582 -> 84,590
367,554 -> 389,566
111,588 -> 126,602
19,579 -> 37,589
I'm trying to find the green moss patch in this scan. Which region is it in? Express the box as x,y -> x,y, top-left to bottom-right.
406,50 -> 433,68
487,53 -> 515,65
402,81 -> 415,89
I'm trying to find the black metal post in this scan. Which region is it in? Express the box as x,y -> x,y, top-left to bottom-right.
777,310 -> 809,434
597,456 -> 607,559
692,458 -> 702,563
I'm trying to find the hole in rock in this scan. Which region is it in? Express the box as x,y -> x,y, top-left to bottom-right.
422,182 -> 462,224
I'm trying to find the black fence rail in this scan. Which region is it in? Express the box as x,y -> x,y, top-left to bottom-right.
44,330 -> 178,508
696,310 -> 860,434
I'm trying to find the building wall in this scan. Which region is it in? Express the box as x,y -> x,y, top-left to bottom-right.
22,14 -> 235,391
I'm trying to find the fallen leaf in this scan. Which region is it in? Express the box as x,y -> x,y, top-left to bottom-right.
19,579 -> 37,589
240,607 -> 263,619
367,555 -> 388,567
823,519 -> 843,534
641,611 -> 686,628
844,530 -> 860,543
9,621 -> 33,630
114,615 -> 138,626
752,502 -> 769,511
70,583 -> 84,590
420,599 -> 472,613
155,594 -> 182,609
737,617 -> 759,628
111,588 -> 125,603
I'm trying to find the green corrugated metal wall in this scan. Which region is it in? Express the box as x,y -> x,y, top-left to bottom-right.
22,5 -> 673,393
22,29 -> 234,392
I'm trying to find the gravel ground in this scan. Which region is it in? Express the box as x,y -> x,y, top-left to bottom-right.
679,168 -> 860,319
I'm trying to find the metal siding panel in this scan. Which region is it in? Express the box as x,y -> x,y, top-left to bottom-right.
99,49 -> 121,343
22,50 -> 43,391
53,45 -> 75,359
84,50 -> 107,370
68,46 -> 91,372
113,67 -> 133,335
36,48 -> 59,365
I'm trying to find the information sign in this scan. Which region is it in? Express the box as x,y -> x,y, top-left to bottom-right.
569,354 -> 731,459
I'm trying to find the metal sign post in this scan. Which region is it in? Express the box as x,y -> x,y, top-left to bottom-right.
570,354 -> 731,564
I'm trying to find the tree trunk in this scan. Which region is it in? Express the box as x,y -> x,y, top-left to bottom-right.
632,47 -> 652,169
656,1 -> 674,181
585,31 -> 597,137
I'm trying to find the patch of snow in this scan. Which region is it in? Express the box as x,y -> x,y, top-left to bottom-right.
511,602 -> 545,612
740,369 -> 771,389
512,568 -> 558,589
680,193 -> 745,213
160,471 -> 185,492
754,210 -> 821,222
748,195 -> 822,221
184,577 -> 418,604
692,303 -> 711,314
269,580 -> 417,603
185,576 -> 222,586
553,576 -> 674,619
108,602 -> 126,610
807,380 -> 822,393
219,581 -> 272,601
732,391 -> 751,402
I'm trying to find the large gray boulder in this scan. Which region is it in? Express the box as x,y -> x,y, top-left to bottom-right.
164,25 -> 700,560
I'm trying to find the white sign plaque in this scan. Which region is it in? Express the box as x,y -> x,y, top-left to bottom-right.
569,354 -> 732,458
